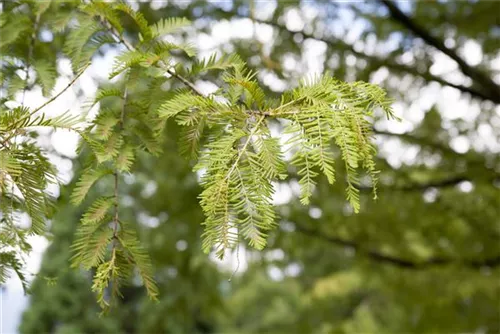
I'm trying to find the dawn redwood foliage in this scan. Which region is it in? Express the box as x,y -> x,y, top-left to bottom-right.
0,1 -> 395,308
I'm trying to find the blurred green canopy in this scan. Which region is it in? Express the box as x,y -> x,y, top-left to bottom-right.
12,0 -> 500,333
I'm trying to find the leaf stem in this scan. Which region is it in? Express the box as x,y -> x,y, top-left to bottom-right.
30,62 -> 91,117
101,18 -> 206,97
112,82 -> 129,244
0,63 -> 90,148
225,115 -> 266,180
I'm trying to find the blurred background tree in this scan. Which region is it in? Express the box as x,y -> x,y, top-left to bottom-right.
19,1 -> 500,333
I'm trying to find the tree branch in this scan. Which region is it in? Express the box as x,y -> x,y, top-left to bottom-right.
166,69 -> 205,97
295,224 -> 500,269
374,129 -> 462,157
359,175 -> 470,193
0,62 -> 91,148
101,18 -> 206,97
379,0 -> 500,103
30,62 -> 91,117
221,10 -> 498,104
112,82 -> 128,246
101,17 -> 280,117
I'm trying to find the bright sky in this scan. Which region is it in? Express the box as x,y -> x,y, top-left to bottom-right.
2,3 -> 499,333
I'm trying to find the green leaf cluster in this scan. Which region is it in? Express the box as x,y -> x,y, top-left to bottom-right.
0,0 -> 394,305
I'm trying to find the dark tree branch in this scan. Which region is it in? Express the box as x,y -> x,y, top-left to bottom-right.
360,171 -> 499,193
221,10 -> 498,104
396,176 -> 469,191
373,130 -> 498,175
390,63 -> 496,103
295,224 -> 500,269
359,175 -> 470,193
379,0 -> 500,103
373,130 -> 462,157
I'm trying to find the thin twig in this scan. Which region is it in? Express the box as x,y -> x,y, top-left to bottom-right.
225,115 -> 266,180
112,81 -> 129,244
30,62 -> 91,117
166,69 -> 205,96
0,63 -> 91,147
228,244 -> 241,282
113,171 -> 120,239
21,13 -> 41,105
101,18 -> 206,97
101,15 -> 285,119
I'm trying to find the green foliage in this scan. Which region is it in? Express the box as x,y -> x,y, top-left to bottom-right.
32,59 -> 57,96
1,0 -> 393,307
0,101 -> 80,288
80,196 -> 114,225
63,20 -> 106,72
185,53 -> 245,77
117,224 -> 159,301
0,251 -> 28,293
20,123 -> 223,333
151,17 -> 191,39
18,0 -> 500,332
70,167 -> 113,205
